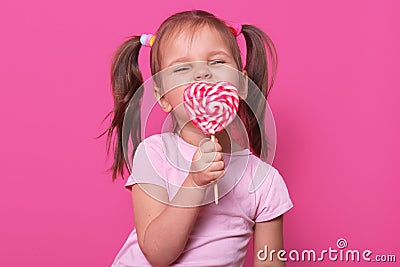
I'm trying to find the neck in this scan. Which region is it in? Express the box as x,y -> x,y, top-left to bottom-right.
178,124 -> 209,147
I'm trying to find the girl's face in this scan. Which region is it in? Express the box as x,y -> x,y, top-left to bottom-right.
154,25 -> 247,125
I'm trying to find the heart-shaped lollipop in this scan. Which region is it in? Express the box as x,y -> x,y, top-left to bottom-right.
183,81 -> 240,205
183,81 -> 239,136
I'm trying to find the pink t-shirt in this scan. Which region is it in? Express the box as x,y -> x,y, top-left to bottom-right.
111,133 -> 293,267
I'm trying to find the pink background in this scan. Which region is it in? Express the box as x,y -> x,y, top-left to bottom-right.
1,0 -> 399,266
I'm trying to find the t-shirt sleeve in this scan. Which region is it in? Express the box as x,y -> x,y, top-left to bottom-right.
124,138 -> 167,191
254,167 -> 293,222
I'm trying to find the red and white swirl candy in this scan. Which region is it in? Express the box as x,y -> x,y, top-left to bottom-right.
183,81 -> 239,136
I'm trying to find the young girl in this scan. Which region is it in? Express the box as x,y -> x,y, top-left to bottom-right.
101,10 -> 293,267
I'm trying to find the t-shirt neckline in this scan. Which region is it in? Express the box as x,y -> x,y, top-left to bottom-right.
168,132 -> 252,156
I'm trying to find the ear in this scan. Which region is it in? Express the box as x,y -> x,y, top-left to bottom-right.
153,86 -> 173,113
238,70 -> 248,100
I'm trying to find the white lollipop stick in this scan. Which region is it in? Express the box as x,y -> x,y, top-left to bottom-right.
210,134 -> 218,205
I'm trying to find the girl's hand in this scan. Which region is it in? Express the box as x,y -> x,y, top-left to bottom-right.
190,138 -> 225,187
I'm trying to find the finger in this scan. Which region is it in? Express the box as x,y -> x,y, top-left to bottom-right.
206,161 -> 225,172
200,140 -> 222,153
213,142 -> 223,152
200,152 -> 223,163
207,170 -> 225,181
213,152 -> 223,162
199,141 -> 214,153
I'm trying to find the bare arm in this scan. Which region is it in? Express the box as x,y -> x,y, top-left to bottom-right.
253,215 -> 286,267
131,176 -> 206,267
132,139 -> 224,267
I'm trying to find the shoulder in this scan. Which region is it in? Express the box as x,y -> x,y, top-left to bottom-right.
245,154 -> 278,194
134,133 -> 193,169
140,133 -> 164,147
221,153 -> 279,218
135,133 -> 173,155
132,134 -> 168,166
222,151 -> 278,195
247,156 -> 293,222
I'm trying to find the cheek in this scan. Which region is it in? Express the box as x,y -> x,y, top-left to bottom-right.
213,65 -> 241,85
165,87 -> 185,108
164,86 -> 191,126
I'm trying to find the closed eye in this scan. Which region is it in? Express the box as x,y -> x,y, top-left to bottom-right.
173,67 -> 189,72
209,60 -> 225,65
173,63 -> 191,73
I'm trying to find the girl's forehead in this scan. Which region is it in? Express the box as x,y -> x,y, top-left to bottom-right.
160,25 -> 231,67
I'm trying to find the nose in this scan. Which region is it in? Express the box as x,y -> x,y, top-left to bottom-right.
194,66 -> 212,81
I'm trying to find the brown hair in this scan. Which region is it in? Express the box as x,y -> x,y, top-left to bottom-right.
97,10 -> 278,181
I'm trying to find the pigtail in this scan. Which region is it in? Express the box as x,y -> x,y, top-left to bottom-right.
239,25 -> 278,158
242,24 -> 278,94
97,36 -> 144,181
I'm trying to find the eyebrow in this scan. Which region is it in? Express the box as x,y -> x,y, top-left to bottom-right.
166,50 -> 231,68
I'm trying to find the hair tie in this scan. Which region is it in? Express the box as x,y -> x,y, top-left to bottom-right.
140,34 -> 155,47
227,23 -> 242,37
